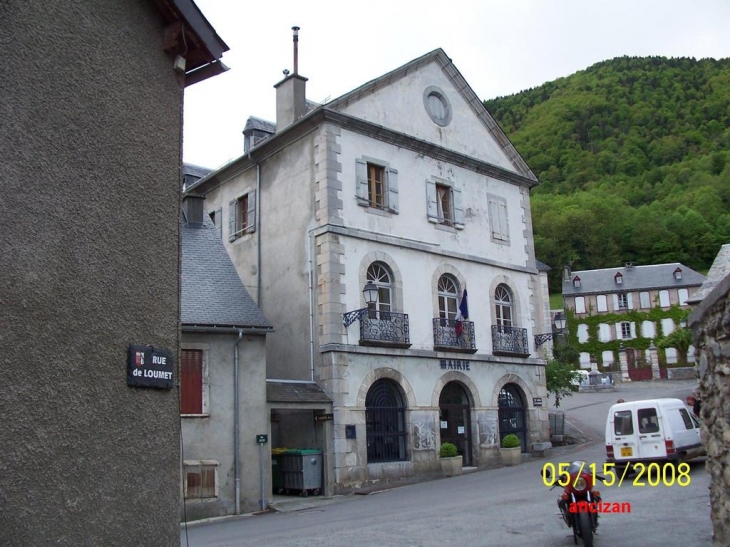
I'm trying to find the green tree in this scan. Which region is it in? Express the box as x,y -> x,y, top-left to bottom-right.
657,326 -> 693,366
545,359 -> 579,408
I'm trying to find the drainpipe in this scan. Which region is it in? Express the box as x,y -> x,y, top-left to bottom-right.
307,231 -> 315,381
234,329 -> 243,514
256,164 -> 262,305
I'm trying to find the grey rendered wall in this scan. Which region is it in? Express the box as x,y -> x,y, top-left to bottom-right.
181,334 -> 269,519
1,2 -> 182,545
259,137 -> 317,380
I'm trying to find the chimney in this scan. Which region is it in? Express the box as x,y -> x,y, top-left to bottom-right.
563,265 -> 571,283
182,194 -> 206,228
625,262 -> 634,270
274,26 -> 308,133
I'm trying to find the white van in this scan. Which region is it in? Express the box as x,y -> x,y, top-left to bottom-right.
605,398 -> 704,466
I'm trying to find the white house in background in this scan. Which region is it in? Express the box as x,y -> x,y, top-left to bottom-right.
186,45 -> 551,493
562,262 -> 705,372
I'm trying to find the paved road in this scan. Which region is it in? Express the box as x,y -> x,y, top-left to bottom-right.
183,379 -> 711,547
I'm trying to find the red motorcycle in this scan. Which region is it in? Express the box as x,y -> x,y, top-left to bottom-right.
545,460 -> 606,547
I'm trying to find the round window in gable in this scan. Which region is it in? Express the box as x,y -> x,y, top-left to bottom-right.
423,86 -> 452,127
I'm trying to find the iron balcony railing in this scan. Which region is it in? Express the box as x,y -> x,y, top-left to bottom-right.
360,311 -> 411,348
432,318 -> 476,352
491,325 -> 530,356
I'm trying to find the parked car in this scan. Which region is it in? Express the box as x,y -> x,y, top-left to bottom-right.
605,398 -> 704,467
571,370 -> 589,387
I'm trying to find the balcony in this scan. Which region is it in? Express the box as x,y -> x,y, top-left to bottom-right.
432,318 -> 477,353
491,325 -> 530,357
360,311 -> 411,349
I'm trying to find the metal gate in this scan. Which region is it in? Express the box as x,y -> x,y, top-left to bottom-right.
498,383 -> 527,450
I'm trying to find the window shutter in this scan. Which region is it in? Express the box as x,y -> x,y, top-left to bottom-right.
453,187 -> 464,229
630,322 -> 637,339
181,350 -> 203,414
356,159 -> 369,206
215,208 -> 222,240
228,200 -> 237,242
387,168 -> 399,213
615,323 -> 622,340
426,181 -> 439,223
488,198 -> 497,236
246,190 -> 256,233
612,294 -> 619,311
627,293 -> 633,309
498,201 -> 509,240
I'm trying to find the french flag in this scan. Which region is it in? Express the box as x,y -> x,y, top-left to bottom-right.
454,288 -> 468,337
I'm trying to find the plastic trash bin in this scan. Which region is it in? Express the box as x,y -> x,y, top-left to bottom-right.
271,448 -> 288,495
281,449 -> 323,496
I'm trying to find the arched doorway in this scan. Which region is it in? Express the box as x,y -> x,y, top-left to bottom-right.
439,382 -> 472,466
365,379 -> 407,463
498,383 -> 527,451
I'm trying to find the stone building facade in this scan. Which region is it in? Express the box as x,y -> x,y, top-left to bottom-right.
186,48 -> 551,494
688,243 -> 730,547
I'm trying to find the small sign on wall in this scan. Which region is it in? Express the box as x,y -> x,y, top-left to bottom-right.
127,345 -> 174,389
533,397 -> 543,407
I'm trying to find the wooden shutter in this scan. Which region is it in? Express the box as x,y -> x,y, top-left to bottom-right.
615,323 -> 622,340
246,190 -> 256,233
612,294 -> 619,311
228,200 -> 237,242
387,168 -> 399,213
356,159 -> 369,206
453,187 -> 464,229
426,181 -> 439,223
630,322 -> 637,339
180,349 -> 203,414
488,197 -> 501,237
627,293 -> 634,309
215,208 -> 222,239
498,201 -> 509,240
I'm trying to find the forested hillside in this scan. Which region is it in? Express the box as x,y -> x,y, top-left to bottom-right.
484,56 -> 730,291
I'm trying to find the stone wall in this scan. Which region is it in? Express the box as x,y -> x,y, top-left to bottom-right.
690,274 -> 730,547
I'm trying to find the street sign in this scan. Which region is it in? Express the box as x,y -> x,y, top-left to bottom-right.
256,434 -> 268,444
533,397 -> 543,407
127,345 -> 174,390
314,413 -> 333,422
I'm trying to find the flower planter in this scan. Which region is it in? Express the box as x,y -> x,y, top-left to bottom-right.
440,455 -> 463,477
500,446 -> 522,466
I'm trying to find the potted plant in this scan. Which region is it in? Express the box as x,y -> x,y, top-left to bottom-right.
439,442 -> 463,477
500,434 -> 522,466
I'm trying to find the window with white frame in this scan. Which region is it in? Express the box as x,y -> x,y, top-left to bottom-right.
487,194 -> 509,243
678,288 -> 689,306
642,320 -> 656,339
366,262 -> 393,318
596,294 -> 608,312
356,158 -> 399,213
659,290 -> 670,307
228,191 -> 256,241
598,323 -> 611,342
183,460 -> 219,500
639,291 -> 651,309
494,284 -> 513,328
620,322 -> 632,339
574,296 -> 586,314
181,348 -> 209,416
602,350 -> 615,366
661,317 -> 675,336
426,180 -> 464,228
437,275 -> 459,319
617,293 -> 628,310
578,324 -> 589,343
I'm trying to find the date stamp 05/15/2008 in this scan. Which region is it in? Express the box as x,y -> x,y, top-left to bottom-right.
542,461 -> 692,488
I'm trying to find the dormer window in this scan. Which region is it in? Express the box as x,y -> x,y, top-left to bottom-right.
674,267 -> 683,280
572,276 -> 581,288
615,272 -> 623,285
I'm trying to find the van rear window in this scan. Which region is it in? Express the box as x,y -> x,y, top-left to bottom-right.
638,408 -> 660,433
614,410 -> 633,436
679,408 -> 694,430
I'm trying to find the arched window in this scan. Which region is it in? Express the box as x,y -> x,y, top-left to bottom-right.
495,284 -> 513,329
437,275 -> 459,319
365,379 -> 406,463
367,262 -> 392,316
498,383 -> 526,449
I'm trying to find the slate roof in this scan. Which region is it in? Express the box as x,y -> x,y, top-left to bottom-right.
181,214 -> 271,329
266,380 -> 332,403
563,263 -> 705,297
243,116 -> 275,133
687,244 -> 730,305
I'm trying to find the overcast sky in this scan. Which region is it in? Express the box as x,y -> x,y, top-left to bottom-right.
182,0 -> 730,169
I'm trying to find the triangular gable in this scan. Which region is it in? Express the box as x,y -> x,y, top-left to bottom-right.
327,49 -> 535,181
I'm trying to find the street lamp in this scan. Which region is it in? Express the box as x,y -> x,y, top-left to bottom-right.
554,311 -> 567,331
342,282 -> 379,327
535,311 -> 567,347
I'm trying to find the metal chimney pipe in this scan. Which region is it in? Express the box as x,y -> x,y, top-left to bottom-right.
292,26 -> 300,75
